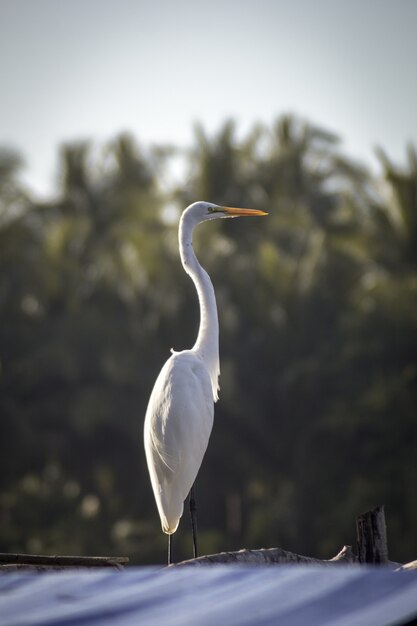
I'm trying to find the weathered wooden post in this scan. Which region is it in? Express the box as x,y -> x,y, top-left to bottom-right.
356,505 -> 388,564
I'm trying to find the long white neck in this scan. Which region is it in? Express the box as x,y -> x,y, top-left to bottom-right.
179,213 -> 220,401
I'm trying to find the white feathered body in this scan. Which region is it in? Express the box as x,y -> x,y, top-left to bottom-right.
144,350 -> 214,534
144,203 -> 222,535
144,202 -> 265,539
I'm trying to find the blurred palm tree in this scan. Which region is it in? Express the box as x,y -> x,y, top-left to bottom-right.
0,117 -> 416,563
375,144 -> 417,268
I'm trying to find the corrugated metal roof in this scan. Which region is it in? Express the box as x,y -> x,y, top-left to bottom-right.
1,565 -> 417,626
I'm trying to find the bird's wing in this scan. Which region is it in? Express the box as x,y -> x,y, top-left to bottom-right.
144,351 -> 214,534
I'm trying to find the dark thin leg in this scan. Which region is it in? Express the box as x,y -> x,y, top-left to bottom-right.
168,533 -> 173,565
189,484 -> 198,558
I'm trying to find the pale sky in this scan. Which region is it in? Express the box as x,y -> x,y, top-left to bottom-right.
1,0 -> 416,197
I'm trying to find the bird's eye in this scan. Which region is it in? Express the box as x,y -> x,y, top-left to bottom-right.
207,207 -> 215,213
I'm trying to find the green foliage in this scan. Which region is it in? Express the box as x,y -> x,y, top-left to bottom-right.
0,117 -> 416,564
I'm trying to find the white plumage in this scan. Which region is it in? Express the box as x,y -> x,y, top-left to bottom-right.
144,350 -> 214,533
144,201 -> 267,553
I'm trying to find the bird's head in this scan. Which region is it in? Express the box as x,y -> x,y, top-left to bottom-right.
184,201 -> 268,224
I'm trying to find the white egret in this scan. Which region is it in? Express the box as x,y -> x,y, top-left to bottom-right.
144,201 -> 267,563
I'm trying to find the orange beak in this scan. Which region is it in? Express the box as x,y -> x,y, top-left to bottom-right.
221,206 -> 268,217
